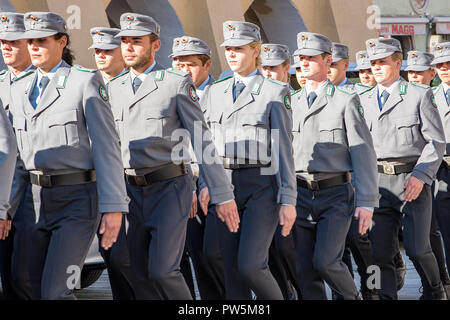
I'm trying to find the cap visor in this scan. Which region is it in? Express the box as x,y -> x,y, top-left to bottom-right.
355,65 -> 371,71
169,50 -> 210,58
431,56 -> 450,65
291,62 -> 300,69
261,59 -> 286,67
21,30 -> 58,39
88,43 -> 120,50
293,48 -> 324,56
115,30 -> 152,38
0,32 -> 25,41
404,65 -> 431,72
220,38 -> 254,47
368,52 -> 395,61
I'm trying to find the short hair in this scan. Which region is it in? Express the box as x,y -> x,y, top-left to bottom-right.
149,33 -> 159,43
391,52 -> 403,62
196,54 -> 211,66
248,41 -> 262,67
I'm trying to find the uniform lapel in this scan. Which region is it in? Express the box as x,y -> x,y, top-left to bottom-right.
119,73 -> 135,109
23,72 -> 38,115
225,74 -> 263,119
364,86 -> 381,119
130,72 -> 158,108
434,85 -> 450,117
221,78 -> 234,119
303,80 -> 330,122
378,79 -> 405,118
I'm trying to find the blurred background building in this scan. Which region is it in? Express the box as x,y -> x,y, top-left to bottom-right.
0,0 -> 449,78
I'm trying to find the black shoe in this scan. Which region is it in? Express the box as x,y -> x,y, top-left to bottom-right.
422,283 -> 447,300
394,253 -> 406,291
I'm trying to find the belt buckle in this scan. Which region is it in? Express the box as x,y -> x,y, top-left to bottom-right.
306,180 -> 319,191
37,174 -> 52,187
133,175 -> 147,186
383,163 -> 395,175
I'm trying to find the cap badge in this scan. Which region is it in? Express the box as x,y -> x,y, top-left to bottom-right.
1,16 -> 8,22
126,15 -> 134,21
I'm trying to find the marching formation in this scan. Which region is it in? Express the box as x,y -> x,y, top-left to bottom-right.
0,10 -> 450,301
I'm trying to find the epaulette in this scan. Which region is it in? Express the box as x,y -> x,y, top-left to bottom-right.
409,82 -> 429,89
291,88 -> 302,96
166,67 -> 188,77
13,69 -> 35,82
110,70 -> 129,82
213,75 -> 232,84
267,77 -> 286,87
336,86 -> 355,95
74,65 -> 97,73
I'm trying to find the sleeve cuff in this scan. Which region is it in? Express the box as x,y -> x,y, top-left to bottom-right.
412,170 -> 432,186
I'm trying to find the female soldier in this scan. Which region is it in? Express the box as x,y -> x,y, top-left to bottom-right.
8,12 -> 129,300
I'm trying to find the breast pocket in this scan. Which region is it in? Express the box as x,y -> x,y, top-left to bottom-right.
145,109 -> 170,138
319,118 -> 346,144
396,116 -> 420,145
12,116 -> 29,151
45,109 -> 79,147
239,113 -> 268,143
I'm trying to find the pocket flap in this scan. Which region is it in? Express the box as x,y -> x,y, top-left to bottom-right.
13,116 -> 26,130
240,113 -> 267,126
319,118 -> 344,131
46,110 -> 78,127
396,115 -> 420,129
146,109 -> 170,120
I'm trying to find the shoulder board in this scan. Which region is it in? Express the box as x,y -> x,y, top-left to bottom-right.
291,88 -> 302,96
110,70 -> 129,82
166,67 -> 188,77
13,69 -> 36,82
432,85 -> 441,94
325,85 -> 335,96
399,82 -> 407,94
336,86 -> 355,95
409,82 -> 429,89
213,75 -> 232,84
267,77 -> 286,87
74,65 -> 97,73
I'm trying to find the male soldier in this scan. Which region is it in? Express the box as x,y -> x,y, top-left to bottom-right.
430,42 -> 450,298
406,50 -> 436,86
109,13 -> 238,300
203,21 -> 297,300
328,43 -> 353,88
170,35 -> 226,300
355,48 -> 406,291
326,42 -> 377,300
89,26 -> 134,300
0,11 -> 34,300
292,55 -> 306,89
260,43 -> 300,300
360,37 -> 446,300
291,32 -> 378,300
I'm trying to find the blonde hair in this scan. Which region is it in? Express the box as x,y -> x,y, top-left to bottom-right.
391,52 -> 403,62
248,41 -> 262,67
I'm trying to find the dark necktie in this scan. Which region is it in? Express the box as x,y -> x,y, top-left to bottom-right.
233,81 -> 246,102
133,77 -> 142,94
40,76 -> 50,98
307,92 -> 317,108
380,90 -> 390,110
446,88 -> 450,106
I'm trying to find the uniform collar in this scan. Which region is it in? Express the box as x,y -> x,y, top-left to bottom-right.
377,77 -> 401,98
338,77 -> 349,87
197,75 -> 211,92
103,68 -> 127,85
130,60 -> 156,83
10,64 -> 34,82
37,60 -> 63,84
234,69 -> 258,86
304,79 -> 329,97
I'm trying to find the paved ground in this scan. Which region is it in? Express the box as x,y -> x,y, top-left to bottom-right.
74,249 -> 424,300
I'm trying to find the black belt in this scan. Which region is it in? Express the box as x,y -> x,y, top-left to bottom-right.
222,157 -> 271,170
377,162 -> 416,175
125,163 -> 187,186
29,170 -> 96,188
296,172 -> 350,191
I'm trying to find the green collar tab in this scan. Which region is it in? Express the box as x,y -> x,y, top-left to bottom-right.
251,82 -> 262,95
155,70 -> 164,81
325,85 -> 335,96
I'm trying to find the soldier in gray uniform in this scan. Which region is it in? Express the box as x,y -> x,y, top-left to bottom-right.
328,43 -> 354,88
259,43 -> 300,300
170,35 -> 226,300
327,42 -> 378,300
88,26 -> 134,300
406,51 -> 436,86
202,21 -> 297,300
293,55 -> 306,89
291,32 -> 378,300
8,12 -> 129,300
0,11 -> 34,300
360,37 -> 446,300
430,42 -> 450,298
109,13 -> 238,300
355,48 -> 406,291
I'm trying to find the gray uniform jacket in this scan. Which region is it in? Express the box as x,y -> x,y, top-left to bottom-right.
291,80 -> 379,208
0,99 -> 17,220
8,61 -> 130,217
359,79 -> 445,185
108,67 -> 234,205
433,85 -> 450,155
0,69 -> 12,112
203,74 -> 297,206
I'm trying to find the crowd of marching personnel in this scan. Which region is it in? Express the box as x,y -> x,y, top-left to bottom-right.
0,10 -> 450,301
